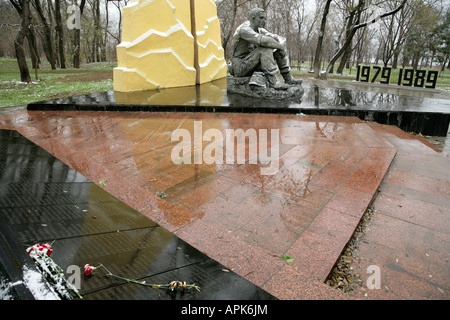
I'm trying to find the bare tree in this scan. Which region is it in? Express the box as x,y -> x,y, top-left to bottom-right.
54,0 -> 66,68
352,22 -> 375,66
431,7 -> 450,71
378,0 -> 413,68
110,0 -> 129,44
73,0 -> 86,68
33,0 -> 56,69
86,0 -> 104,62
314,0 -> 332,78
9,0 -> 40,69
334,0 -> 366,74
217,0 -> 257,59
258,0 -> 272,11
402,0 -> 441,70
324,0 -> 407,77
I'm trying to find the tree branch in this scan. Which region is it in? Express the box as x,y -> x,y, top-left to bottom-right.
325,0 -> 407,76
354,0 -> 407,30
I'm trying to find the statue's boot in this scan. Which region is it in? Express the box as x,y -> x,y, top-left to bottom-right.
266,74 -> 290,90
282,72 -> 303,85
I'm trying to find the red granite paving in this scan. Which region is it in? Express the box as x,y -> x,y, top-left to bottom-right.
346,123 -> 450,300
0,108 -> 448,300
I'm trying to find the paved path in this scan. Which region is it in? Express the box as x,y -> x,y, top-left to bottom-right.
349,124 -> 450,299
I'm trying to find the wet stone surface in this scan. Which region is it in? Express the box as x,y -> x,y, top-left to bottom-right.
26,78 -> 450,135
0,109 -> 399,300
0,129 -> 276,300
1,99 -> 448,300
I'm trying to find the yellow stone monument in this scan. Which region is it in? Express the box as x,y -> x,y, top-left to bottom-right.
114,0 -> 227,92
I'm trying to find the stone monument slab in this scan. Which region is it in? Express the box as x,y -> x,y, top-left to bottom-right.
114,0 -> 227,92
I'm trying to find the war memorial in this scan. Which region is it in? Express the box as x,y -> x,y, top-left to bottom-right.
0,0 -> 448,308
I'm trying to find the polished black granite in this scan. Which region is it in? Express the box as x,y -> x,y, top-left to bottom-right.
27,79 -> 450,136
0,129 -> 276,300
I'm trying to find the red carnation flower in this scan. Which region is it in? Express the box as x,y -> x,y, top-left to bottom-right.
42,243 -> 53,255
84,264 -> 95,276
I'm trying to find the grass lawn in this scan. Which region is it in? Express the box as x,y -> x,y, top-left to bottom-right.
0,58 -> 115,108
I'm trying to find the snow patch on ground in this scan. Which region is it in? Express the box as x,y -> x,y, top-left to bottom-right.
22,266 -> 60,300
0,276 -> 16,300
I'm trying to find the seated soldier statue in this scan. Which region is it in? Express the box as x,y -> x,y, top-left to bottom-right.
228,7 -> 302,90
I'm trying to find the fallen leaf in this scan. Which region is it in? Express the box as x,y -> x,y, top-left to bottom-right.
156,191 -> 168,198
280,255 -> 295,263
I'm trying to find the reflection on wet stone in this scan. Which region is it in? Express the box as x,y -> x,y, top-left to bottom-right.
27,79 -> 449,136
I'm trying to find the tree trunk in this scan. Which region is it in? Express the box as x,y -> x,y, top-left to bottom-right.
259,0 -> 272,11
336,9 -> 358,74
73,0 -> 86,68
54,0 -> 66,68
412,53 -> 420,70
314,0 -> 332,78
102,0 -> 109,61
392,50 -> 400,69
34,0 -> 56,69
27,31 -> 40,70
93,0 -> 101,62
96,0 -> 104,62
13,0 -> 31,83
336,44 -> 352,74
441,54 -> 449,71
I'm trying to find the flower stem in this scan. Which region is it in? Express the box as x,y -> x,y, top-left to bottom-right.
97,264 -> 200,291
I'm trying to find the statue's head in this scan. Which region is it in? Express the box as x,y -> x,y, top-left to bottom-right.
249,8 -> 266,30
